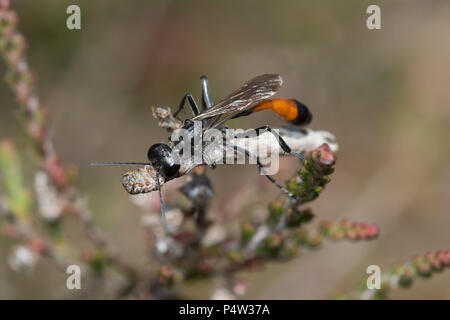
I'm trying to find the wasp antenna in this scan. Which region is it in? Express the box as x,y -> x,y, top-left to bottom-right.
90,162 -> 150,166
155,171 -> 168,234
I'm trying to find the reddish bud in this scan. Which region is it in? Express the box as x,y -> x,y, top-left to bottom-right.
28,238 -> 47,254
0,0 -> 10,10
45,157 -> 68,188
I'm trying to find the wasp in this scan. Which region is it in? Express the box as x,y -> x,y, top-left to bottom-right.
92,74 -> 312,231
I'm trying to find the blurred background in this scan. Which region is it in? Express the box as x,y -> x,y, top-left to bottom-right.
0,0 -> 449,299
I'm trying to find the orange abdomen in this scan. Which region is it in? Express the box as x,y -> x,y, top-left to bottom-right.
252,98 -> 312,125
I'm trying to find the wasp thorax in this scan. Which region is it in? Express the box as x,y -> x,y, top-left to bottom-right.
147,143 -> 180,179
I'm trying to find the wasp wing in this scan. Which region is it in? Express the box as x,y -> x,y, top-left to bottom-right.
191,74 -> 282,129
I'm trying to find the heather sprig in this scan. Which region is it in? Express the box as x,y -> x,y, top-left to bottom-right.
0,0 -> 139,293
341,250 -> 450,299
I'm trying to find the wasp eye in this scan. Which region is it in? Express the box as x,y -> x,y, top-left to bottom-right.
147,143 -> 172,162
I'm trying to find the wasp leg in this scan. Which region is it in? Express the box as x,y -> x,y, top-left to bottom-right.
236,125 -> 305,161
200,76 -> 213,110
155,171 -> 168,234
202,152 -> 217,169
174,93 -> 200,118
223,142 -> 295,198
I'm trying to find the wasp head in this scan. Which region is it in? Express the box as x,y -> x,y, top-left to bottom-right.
147,143 -> 180,180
